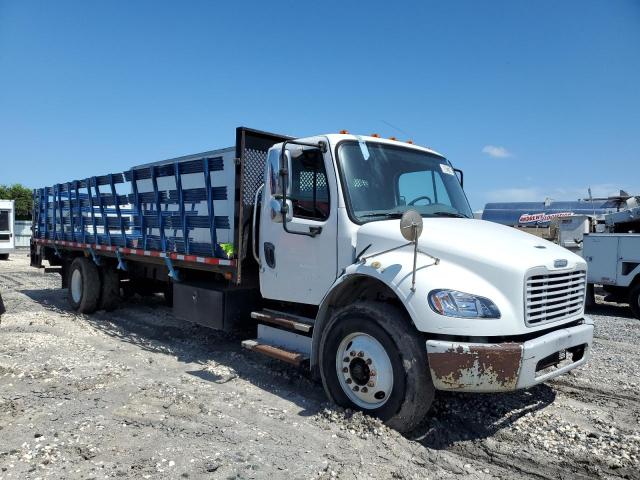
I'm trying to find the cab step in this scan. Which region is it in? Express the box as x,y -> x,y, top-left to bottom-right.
241,339 -> 308,367
251,309 -> 314,334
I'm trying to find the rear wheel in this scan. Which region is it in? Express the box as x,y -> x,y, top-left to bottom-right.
68,257 -> 100,313
319,302 -> 434,433
99,265 -> 120,311
629,283 -> 640,320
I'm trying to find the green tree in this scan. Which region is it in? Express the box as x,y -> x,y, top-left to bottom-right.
0,184 -> 33,220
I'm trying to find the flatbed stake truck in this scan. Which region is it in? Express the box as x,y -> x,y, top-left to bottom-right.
31,127 -> 593,432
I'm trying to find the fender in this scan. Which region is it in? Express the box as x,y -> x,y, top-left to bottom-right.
310,260 -> 416,377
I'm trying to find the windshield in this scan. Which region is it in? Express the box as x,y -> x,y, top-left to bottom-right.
337,141 -> 473,223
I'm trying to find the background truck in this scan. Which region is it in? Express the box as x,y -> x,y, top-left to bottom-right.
30,127 -> 593,432
0,199 -> 15,260
582,200 -> 640,318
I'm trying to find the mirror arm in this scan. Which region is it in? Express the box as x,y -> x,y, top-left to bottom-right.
279,139 -> 327,238
453,167 -> 464,188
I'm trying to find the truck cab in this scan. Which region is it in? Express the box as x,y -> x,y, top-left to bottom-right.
250,133 -> 593,431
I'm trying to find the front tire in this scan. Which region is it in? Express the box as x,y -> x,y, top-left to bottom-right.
629,283 -> 640,320
319,302 -> 434,433
68,257 -> 101,313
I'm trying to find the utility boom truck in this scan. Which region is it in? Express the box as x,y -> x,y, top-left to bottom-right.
30,127 -> 593,432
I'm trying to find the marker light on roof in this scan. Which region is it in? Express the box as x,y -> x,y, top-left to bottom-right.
371,133 -> 380,138
339,130 -> 349,134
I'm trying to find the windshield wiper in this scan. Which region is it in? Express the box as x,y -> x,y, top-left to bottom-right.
359,212 -> 405,219
431,212 -> 468,218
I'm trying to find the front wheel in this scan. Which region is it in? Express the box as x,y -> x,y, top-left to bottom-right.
319,302 -> 434,433
629,283 -> 640,320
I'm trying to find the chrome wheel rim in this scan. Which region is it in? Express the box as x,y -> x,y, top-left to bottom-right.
335,332 -> 393,409
71,269 -> 82,304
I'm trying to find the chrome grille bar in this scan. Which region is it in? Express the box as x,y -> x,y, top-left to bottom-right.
525,269 -> 586,326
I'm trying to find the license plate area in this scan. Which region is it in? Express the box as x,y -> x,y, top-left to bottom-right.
536,349 -> 567,372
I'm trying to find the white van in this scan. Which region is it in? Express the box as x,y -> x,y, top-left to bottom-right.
0,199 -> 15,260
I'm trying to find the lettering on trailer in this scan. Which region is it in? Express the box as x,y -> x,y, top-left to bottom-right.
518,212 -> 574,224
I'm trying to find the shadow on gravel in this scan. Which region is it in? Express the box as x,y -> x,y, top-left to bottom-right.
21,287 -> 326,417
586,301 -> 636,320
21,287 -> 559,435
408,385 -> 556,449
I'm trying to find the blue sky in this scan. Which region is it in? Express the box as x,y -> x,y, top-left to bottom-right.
1,0 -> 639,209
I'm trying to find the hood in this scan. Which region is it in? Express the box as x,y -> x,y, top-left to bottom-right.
356,218 -> 585,279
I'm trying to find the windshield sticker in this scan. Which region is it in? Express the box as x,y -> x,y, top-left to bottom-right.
440,164 -> 454,175
356,135 -> 370,161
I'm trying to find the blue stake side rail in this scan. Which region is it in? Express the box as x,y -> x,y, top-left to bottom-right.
31,155 -> 236,272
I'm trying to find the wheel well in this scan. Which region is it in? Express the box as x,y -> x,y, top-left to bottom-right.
310,274 -> 412,378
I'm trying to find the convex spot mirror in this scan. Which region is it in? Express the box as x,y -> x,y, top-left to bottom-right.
400,209 -> 423,242
270,198 -> 293,224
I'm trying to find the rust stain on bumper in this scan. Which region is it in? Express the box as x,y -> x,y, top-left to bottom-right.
427,342 -> 523,391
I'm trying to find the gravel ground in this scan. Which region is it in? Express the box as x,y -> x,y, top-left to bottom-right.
0,251 -> 639,479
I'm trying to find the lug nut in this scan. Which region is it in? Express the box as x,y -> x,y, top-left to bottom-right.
352,386 -> 359,392
342,367 -> 348,373
370,370 -> 376,376
361,387 -> 368,393
346,378 -> 352,384
367,381 -> 375,387
343,357 -> 349,363
366,358 -> 372,365
349,351 -> 356,357
357,351 -> 364,357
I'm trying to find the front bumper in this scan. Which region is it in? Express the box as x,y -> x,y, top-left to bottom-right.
425,319 -> 593,392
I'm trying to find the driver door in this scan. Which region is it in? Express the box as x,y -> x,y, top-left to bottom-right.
259,138 -> 338,304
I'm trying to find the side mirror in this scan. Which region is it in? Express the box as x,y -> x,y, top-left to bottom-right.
270,198 -> 293,223
268,148 -> 292,197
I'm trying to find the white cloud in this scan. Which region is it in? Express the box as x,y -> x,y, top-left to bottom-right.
482,145 -> 512,158
484,183 -> 634,203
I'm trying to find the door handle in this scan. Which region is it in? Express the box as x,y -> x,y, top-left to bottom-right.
309,226 -> 322,237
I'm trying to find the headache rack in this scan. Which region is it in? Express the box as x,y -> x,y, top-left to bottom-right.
31,127 -> 289,284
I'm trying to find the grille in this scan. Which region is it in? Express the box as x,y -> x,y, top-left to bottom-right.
525,269 -> 586,326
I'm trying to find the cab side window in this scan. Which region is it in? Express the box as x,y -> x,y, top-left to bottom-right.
289,149 -> 330,221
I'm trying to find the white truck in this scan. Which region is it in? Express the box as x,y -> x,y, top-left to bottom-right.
582,204 -> 640,318
30,127 -> 593,432
0,199 -> 15,260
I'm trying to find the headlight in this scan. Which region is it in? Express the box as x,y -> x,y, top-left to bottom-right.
428,289 -> 500,318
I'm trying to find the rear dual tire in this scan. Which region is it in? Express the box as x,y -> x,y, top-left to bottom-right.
319,302 -> 435,433
68,257 -> 101,313
68,258 -> 120,314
